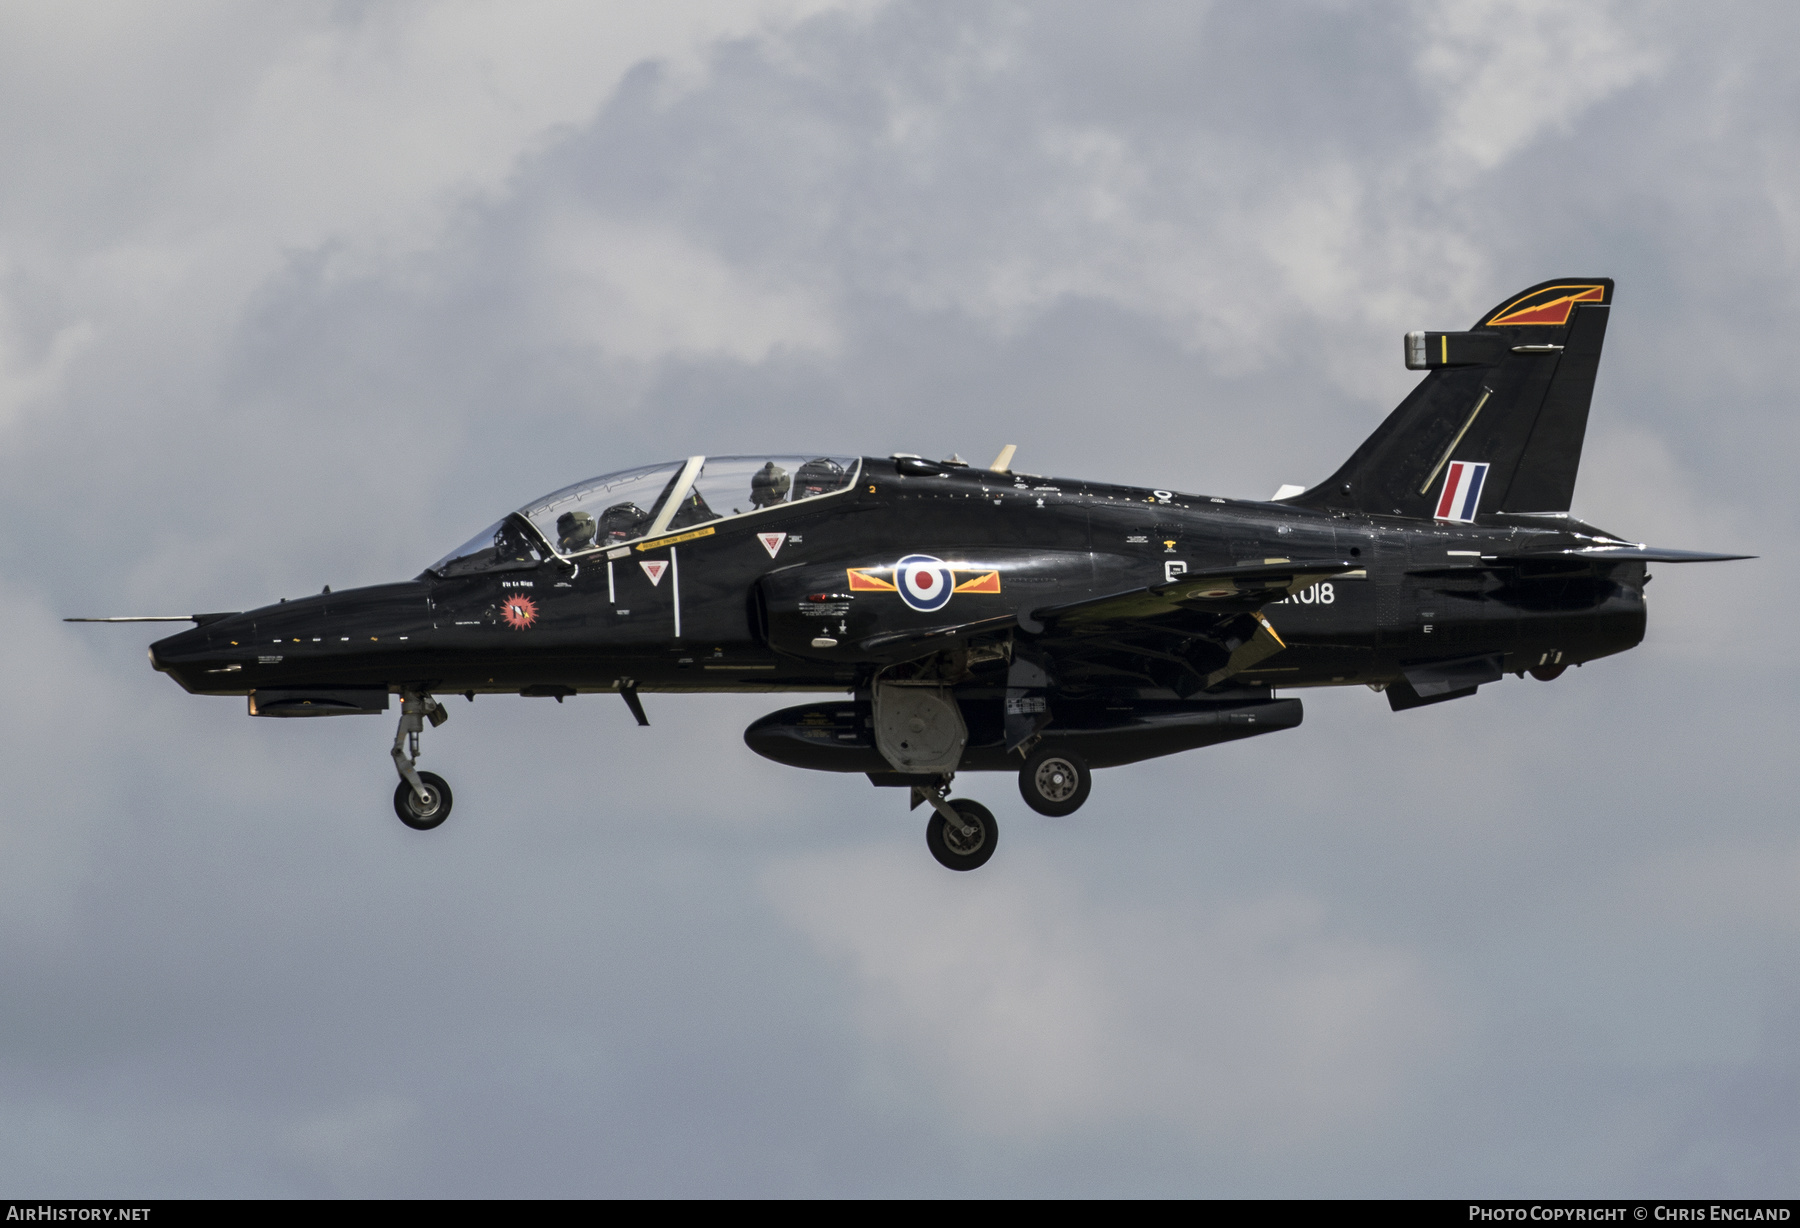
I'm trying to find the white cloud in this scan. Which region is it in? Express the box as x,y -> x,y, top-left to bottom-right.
187,1 -> 864,271
0,0 -> 864,258
0,0 -> 871,434
1414,0 -> 1664,173
766,847 -> 1446,1144
735,1 -> 1667,407
542,212 -> 837,363
0,308 -> 92,434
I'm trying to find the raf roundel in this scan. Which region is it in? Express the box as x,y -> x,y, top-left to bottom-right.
895,554 -> 955,612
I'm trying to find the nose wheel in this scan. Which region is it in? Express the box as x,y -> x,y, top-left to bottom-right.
391,692 -> 452,830
926,798 -> 998,871
394,771 -> 453,829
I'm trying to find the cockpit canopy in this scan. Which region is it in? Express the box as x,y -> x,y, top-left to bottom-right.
429,455 -> 860,577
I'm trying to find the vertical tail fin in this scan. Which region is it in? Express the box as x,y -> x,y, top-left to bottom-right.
1290,278 -> 1613,520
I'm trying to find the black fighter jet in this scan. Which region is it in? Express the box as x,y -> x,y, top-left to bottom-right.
77,277 -> 1746,870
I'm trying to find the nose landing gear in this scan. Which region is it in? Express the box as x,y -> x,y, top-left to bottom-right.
394,771 -> 452,830
915,778 -> 998,871
391,692 -> 452,830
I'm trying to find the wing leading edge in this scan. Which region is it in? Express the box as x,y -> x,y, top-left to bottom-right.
1024,559 -> 1366,632
1020,558 -> 1365,693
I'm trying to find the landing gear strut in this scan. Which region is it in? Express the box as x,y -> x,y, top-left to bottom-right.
391,692 -> 452,830
916,778 -> 998,871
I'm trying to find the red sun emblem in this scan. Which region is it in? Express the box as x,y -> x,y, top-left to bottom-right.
500,594 -> 539,629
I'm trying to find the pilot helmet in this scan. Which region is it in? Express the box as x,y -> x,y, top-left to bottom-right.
494,520 -> 539,564
556,510 -> 596,552
599,501 -> 648,541
750,462 -> 791,508
794,457 -> 845,499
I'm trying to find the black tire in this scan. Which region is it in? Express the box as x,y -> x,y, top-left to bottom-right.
1018,746 -> 1091,816
393,771 -> 453,830
926,799 -> 997,871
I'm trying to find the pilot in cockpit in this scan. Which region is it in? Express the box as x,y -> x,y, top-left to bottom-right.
556,511 -> 596,554
665,486 -> 720,530
794,457 -> 845,499
750,462 -> 790,508
599,502 -> 650,545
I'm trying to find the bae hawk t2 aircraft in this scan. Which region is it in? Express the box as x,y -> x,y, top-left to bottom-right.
78,278 -> 1746,870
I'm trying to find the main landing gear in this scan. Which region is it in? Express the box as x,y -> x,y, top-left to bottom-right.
1018,746 -> 1091,817
392,692 -> 452,830
1528,650 -> 1567,682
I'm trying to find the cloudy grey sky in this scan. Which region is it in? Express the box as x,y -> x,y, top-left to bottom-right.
1,0 -> 1795,1196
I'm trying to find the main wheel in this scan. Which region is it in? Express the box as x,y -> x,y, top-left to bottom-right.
393,771 -> 453,830
926,799 -> 997,871
1018,746 -> 1091,816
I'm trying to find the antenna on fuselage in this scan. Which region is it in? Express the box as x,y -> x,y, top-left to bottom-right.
989,444 -> 1016,473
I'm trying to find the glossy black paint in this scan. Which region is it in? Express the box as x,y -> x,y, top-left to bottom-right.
143,276 -> 1735,786
148,454 -> 1652,762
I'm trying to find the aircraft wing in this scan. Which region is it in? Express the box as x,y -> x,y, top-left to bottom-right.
847,560 -> 1360,688
1015,558 -> 1364,692
1025,558 -> 1365,632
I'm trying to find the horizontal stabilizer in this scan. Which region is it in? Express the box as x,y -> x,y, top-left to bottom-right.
1521,544 -> 1753,564
1408,544 -> 1753,576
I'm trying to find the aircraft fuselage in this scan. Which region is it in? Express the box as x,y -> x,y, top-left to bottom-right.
149,456 -> 1645,705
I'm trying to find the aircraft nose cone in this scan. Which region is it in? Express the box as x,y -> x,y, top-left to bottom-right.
149,623 -> 210,666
